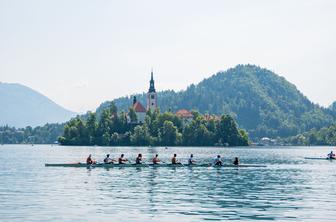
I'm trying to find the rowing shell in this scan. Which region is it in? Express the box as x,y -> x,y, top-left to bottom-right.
45,163 -> 266,168
305,157 -> 335,160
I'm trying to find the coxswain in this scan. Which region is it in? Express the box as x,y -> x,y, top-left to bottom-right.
188,154 -> 196,165
213,155 -> 223,166
103,154 -> 115,164
233,157 -> 239,166
118,154 -> 128,164
152,154 -> 161,164
86,154 -> 96,165
135,153 -> 143,164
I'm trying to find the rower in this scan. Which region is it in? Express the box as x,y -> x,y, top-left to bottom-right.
213,155 -> 223,166
86,154 -> 96,165
118,154 -> 128,164
233,157 -> 239,166
103,154 -> 115,164
327,151 -> 335,159
172,154 -> 181,164
188,154 -> 196,165
135,153 -> 143,164
152,154 -> 161,164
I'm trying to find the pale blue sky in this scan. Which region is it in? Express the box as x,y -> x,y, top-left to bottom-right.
1,0 -> 335,112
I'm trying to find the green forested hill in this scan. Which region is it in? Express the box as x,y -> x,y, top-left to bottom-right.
284,124 -> 336,146
330,102 -> 336,112
97,65 -> 335,139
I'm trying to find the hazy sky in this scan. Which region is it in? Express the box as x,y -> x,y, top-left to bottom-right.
1,0 -> 335,113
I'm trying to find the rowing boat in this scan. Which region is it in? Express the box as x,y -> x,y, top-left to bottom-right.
305,157 -> 335,160
45,163 -> 266,168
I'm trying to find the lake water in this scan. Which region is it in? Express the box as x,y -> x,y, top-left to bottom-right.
1,145 -> 336,221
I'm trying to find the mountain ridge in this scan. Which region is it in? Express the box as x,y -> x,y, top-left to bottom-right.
0,82 -> 76,127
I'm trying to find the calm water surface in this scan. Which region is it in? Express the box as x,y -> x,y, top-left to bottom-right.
1,145 -> 336,221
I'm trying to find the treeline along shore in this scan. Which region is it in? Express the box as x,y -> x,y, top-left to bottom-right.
58,103 -> 249,147
0,124 -> 64,144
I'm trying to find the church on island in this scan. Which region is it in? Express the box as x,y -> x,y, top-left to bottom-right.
129,70 -> 197,124
130,71 -> 157,124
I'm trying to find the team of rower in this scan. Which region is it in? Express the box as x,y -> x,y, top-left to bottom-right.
87,153 -> 240,166
88,151 -> 335,165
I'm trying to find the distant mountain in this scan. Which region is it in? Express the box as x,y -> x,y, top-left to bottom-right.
0,82 -> 76,127
97,65 -> 335,139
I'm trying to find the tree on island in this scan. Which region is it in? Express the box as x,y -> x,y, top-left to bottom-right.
58,102 -> 249,147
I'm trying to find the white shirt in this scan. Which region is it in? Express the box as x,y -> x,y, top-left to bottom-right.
213,157 -> 221,164
104,157 -> 113,163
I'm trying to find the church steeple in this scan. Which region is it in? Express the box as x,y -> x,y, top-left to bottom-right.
148,70 -> 156,93
147,69 -> 157,111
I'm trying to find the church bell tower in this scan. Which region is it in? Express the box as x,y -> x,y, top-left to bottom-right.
147,70 -> 157,111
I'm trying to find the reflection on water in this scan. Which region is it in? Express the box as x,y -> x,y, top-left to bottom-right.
0,145 -> 336,221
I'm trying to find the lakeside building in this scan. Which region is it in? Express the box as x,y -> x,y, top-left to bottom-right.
204,114 -> 221,122
175,109 -> 193,124
175,110 -> 220,124
259,137 -> 278,146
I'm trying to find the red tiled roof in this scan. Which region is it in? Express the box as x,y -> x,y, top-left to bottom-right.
176,109 -> 193,118
204,114 -> 221,121
133,102 -> 146,113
